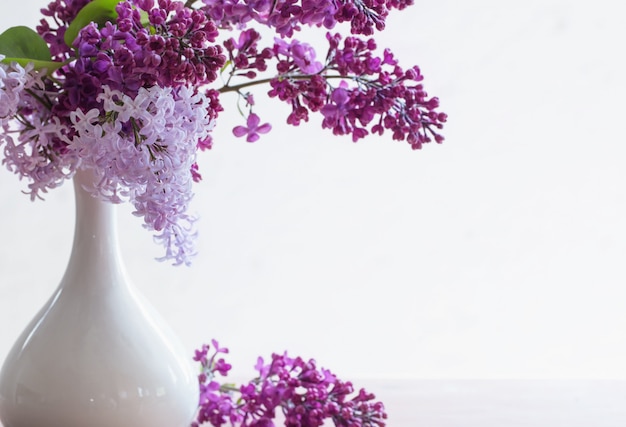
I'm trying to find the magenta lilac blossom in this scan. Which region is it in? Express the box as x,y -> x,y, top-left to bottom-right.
193,340 -> 388,427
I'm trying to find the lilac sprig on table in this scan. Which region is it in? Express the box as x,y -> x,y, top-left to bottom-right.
0,0 -> 446,265
193,340 -> 388,427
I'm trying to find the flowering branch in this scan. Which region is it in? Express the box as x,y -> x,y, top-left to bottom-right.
0,0 -> 446,265
193,340 -> 388,427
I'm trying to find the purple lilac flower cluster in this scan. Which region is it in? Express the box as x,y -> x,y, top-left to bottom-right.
71,0 -> 224,97
216,27 -> 447,147
269,33 -> 445,148
0,0 -> 446,264
193,340 -> 387,427
201,0 -> 413,37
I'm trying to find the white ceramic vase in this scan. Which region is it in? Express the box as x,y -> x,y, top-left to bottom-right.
0,169 -> 199,427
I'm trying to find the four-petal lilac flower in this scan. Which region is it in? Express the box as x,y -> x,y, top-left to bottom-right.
232,113 -> 272,142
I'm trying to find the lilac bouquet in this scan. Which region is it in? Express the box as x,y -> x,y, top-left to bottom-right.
0,0 -> 446,265
192,340 -> 387,427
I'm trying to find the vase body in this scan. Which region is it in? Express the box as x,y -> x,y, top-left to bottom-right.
0,169 -> 199,427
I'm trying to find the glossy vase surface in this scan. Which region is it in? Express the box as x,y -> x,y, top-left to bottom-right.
0,169 -> 199,427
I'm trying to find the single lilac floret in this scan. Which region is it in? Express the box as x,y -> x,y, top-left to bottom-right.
232,113 -> 271,142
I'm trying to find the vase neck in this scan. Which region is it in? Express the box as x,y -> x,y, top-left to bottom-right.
61,168 -> 128,288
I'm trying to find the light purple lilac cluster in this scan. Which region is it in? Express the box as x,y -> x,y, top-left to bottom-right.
0,58 -> 79,197
0,0 -> 446,265
70,84 -> 213,262
193,340 -> 387,427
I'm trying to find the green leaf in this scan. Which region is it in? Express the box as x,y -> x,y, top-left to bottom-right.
0,26 -> 63,72
64,0 -> 123,47
0,26 -> 52,62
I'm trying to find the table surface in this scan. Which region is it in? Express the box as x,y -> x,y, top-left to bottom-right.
368,379 -> 626,426
1,380 -> 625,426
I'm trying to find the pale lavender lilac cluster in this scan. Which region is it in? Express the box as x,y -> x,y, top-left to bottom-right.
193,340 -> 387,427
70,85 -> 213,262
0,0 -> 446,264
0,57 -> 79,197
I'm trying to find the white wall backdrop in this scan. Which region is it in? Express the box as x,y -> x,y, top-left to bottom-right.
1,0 -> 625,380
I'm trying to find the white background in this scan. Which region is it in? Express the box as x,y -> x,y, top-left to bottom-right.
1,1 -> 625,382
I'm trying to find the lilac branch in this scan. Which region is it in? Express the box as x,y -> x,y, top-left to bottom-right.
217,74 -> 347,94
192,341 -> 388,427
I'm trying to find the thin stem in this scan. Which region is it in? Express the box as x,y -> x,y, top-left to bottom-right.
25,88 -> 53,111
218,73 -> 352,94
219,383 -> 241,393
15,113 -> 34,129
130,118 -> 142,147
